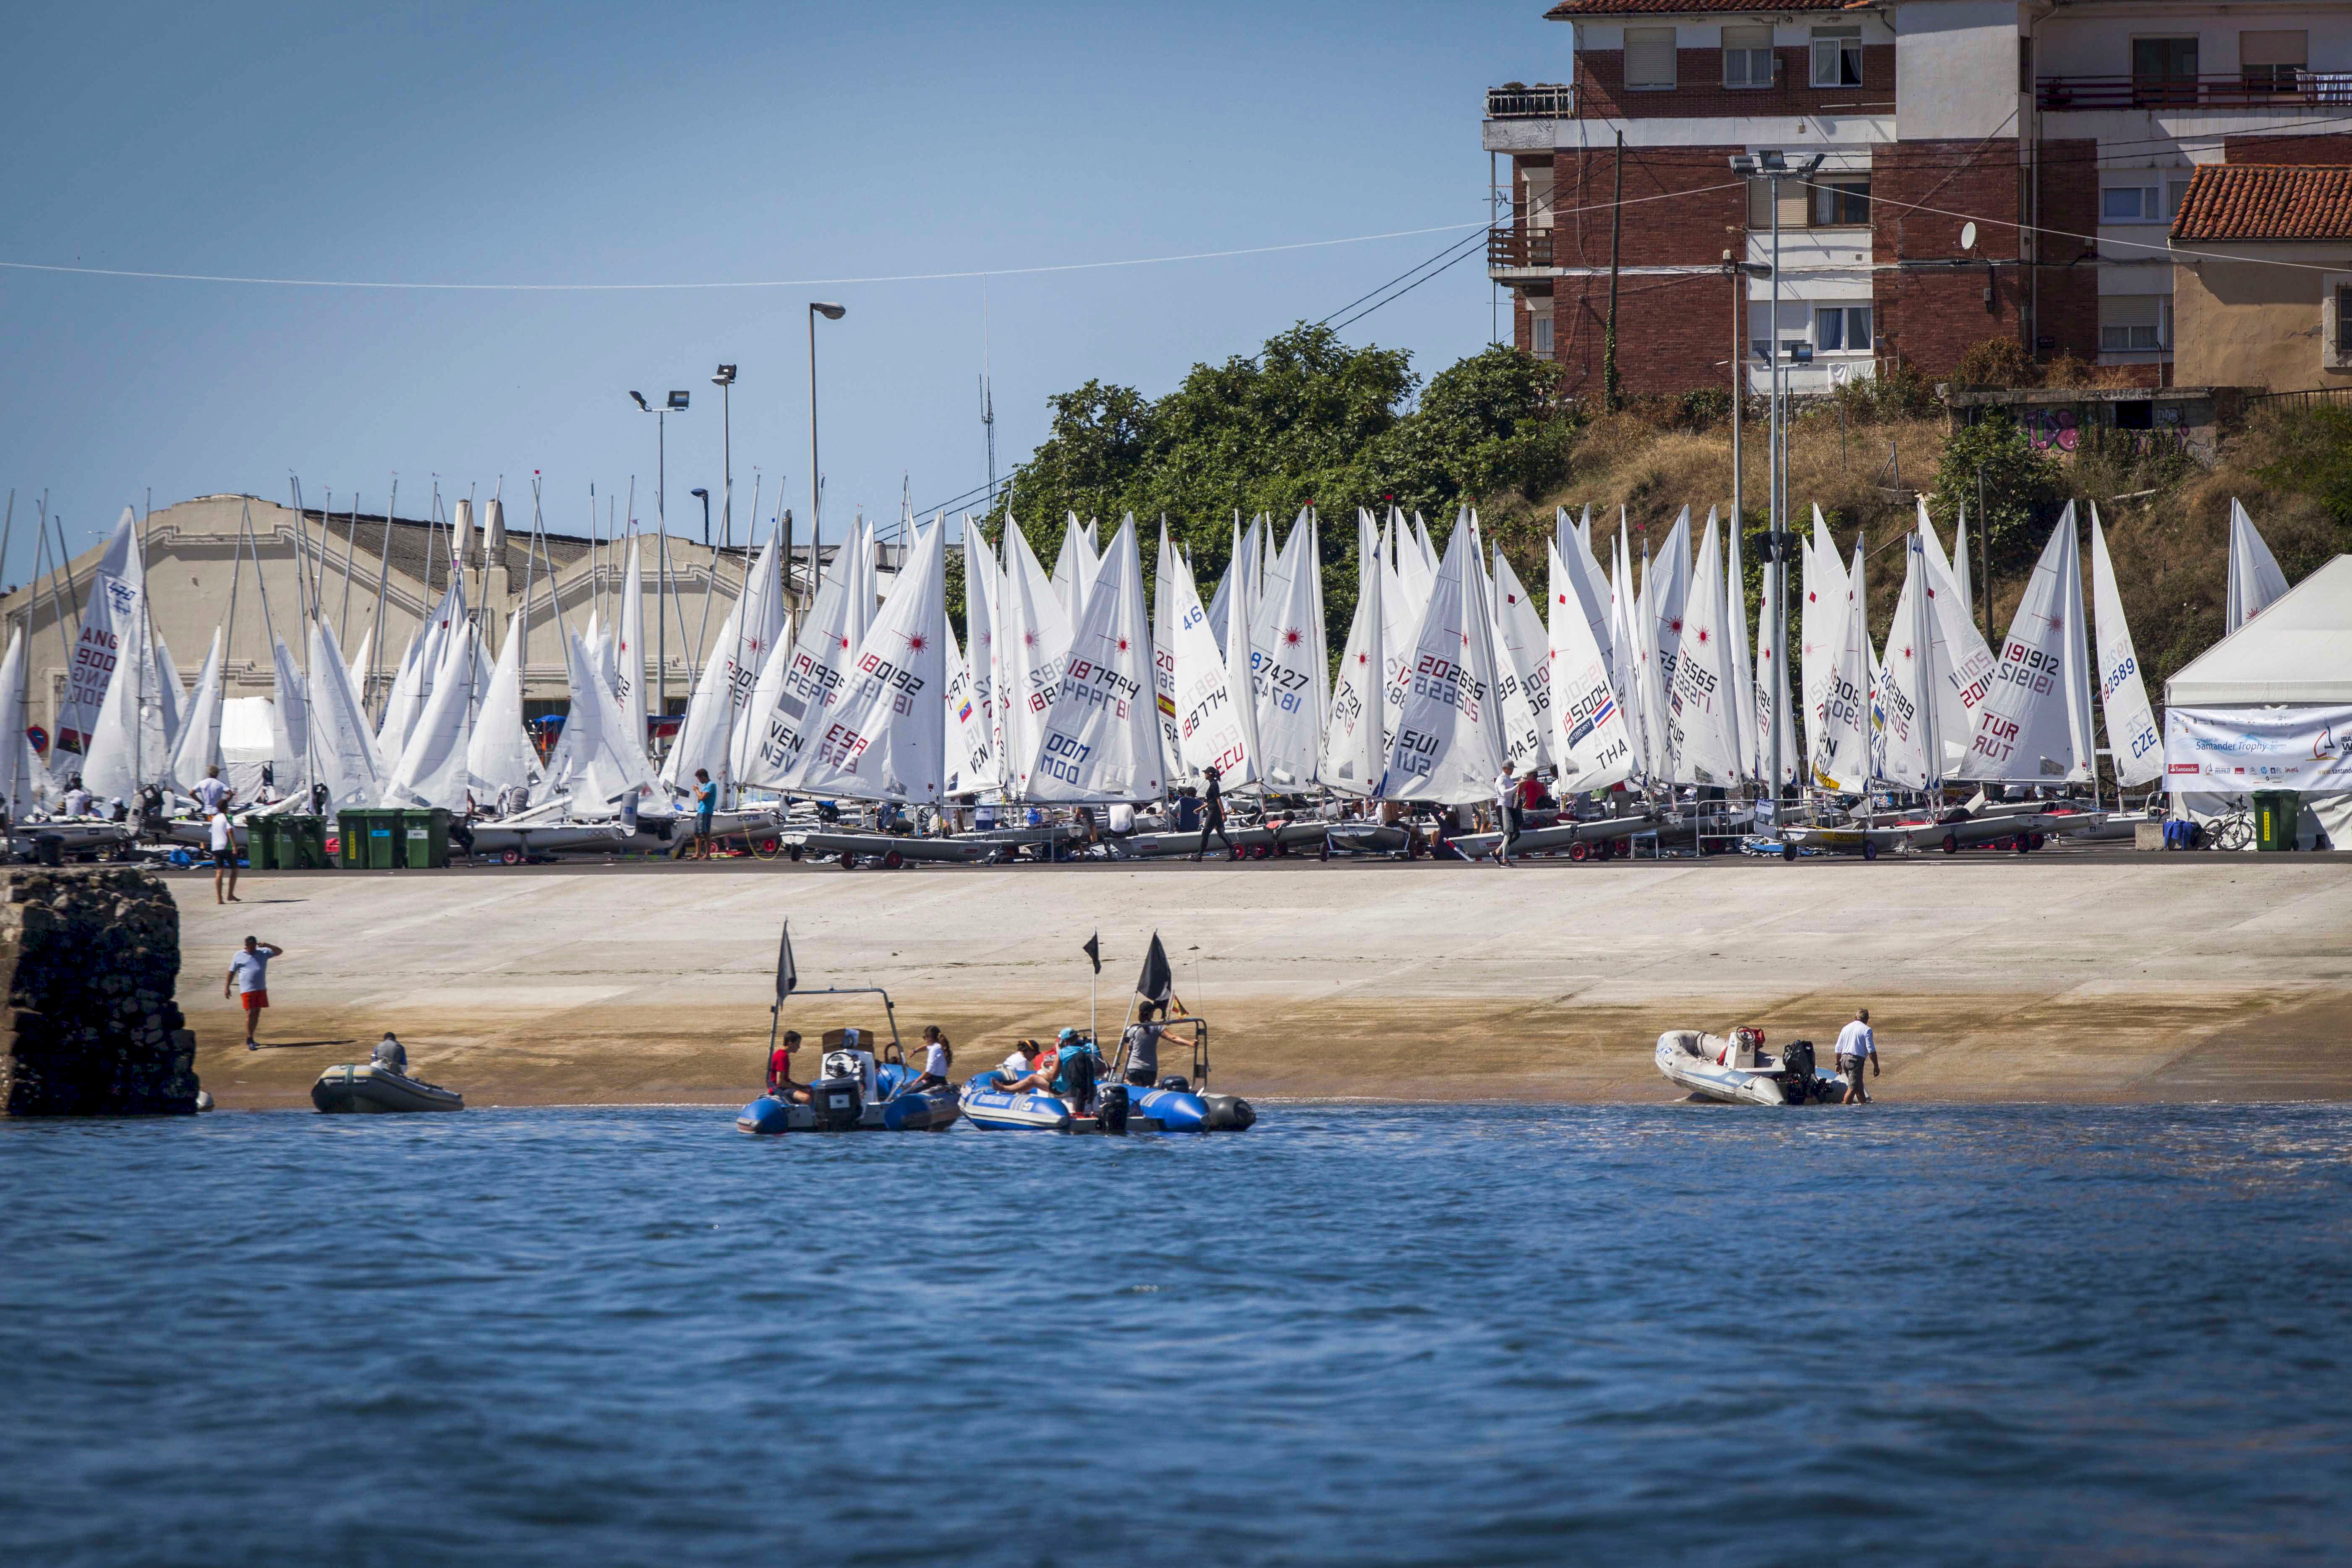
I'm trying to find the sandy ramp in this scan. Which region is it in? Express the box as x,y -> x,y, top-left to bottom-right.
176,857 -> 2352,1108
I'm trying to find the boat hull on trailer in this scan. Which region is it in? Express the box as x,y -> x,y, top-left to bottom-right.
311,1064 -> 464,1113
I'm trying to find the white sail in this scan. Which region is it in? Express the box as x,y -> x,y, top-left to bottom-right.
1950,504 -> 1974,623
374,632 -> 423,757
964,522 -> 1004,795
80,532 -> 172,803
0,629 -> 34,815
1799,505 -> 1837,748
1633,544 -> 1672,781
308,618 -> 389,813
943,617 -> 993,794
1555,506 -> 1612,669
1875,534 -> 1935,791
786,517 -> 947,802
1051,512 -> 1100,630
1250,516 -> 1324,787
2089,506 -> 2161,788
1169,550 -> 1257,787
1548,538 -> 1634,794
1320,511 -> 1385,796
345,626 -> 373,707
1206,514 -> 1256,659
1608,527 -> 1651,781
1491,547 -> 1550,771
1961,503 -> 2095,784
1666,515 -> 1743,787
2225,498 -> 2289,633
1024,517 -> 1164,802
739,526 -> 859,790
464,610 -> 540,801
1810,542 -> 1872,793
1379,512 -> 1427,758
1725,518 -> 1757,781
1918,532 -> 1998,779
153,633 -> 184,756
664,530 -> 784,792
1917,495 -> 1954,581
168,628 -> 227,795
1150,520 -> 1184,784
1649,507 -> 1694,695
384,621 -> 480,810
57,507 -> 139,755
1380,520 -> 1505,804
539,627 -> 656,810
266,632 -> 311,794
1221,525 -> 1265,788
615,535 -> 648,751
992,515 -> 1075,798
1754,559 -> 1798,787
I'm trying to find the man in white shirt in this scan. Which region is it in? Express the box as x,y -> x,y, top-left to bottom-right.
1835,1008 -> 1877,1105
225,934 -> 282,1050
191,767 -> 233,817
1492,765 -> 1519,866
209,810 -> 240,905
62,779 -> 92,817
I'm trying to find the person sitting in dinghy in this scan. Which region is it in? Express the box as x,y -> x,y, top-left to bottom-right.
371,1033 -> 408,1075
996,1040 -> 1055,1095
910,1027 -> 953,1093
767,1030 -> 813,1104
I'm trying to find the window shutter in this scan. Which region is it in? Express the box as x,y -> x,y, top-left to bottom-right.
2239,31 -> 2307,68
1625,27 -> 1677,91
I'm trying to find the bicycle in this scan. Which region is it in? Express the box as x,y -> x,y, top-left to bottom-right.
2207,809 -> 2254,852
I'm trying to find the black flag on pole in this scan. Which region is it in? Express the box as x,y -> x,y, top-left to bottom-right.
1082,931 -> 1101,975
775,921 -> 798,1006
1135,933 -> 1173,1008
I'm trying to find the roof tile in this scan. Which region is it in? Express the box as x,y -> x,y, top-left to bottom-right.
2171,164 -> 2352,243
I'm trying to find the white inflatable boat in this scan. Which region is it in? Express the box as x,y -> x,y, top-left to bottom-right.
1654,1027 -> 1846,1106
311,1064 -> 465,1113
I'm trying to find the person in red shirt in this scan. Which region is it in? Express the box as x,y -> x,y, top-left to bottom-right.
766,1029 -> 811,1103
1517,773 -> 1546,814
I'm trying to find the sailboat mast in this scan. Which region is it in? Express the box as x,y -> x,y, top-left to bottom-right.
368,477 -> 396,723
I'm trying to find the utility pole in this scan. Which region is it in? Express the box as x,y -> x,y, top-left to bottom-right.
1729,250 -> 1743,534
1977,464 -> 1993,647
1605,128 -> 1624,411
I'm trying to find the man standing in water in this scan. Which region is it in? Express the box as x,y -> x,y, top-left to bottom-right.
1191,764 -> 1236,861
226,935 -> 281,1050
1835,1008 -> 1878,1104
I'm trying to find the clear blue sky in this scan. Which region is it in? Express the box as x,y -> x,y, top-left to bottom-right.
1,1 -> 1568,572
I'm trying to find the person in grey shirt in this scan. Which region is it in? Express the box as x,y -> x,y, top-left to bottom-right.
1121,1002 -> 1169,1087
371,1032 -> 408,1076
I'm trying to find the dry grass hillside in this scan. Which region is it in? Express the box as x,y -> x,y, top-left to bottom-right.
1472,400 -> 2351,697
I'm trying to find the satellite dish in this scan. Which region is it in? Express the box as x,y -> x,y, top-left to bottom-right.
1960,221 -> 1979,252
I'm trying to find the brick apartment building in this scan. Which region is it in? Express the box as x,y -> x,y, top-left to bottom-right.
1484,0 -> 2352,397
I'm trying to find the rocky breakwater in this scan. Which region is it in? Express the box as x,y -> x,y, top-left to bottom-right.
0,868 -> 199,1116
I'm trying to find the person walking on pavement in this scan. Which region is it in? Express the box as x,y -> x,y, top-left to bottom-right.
1835,1008 -> 1878,1105
1191,764 -> 1236,861
1493,764 -> 1521,866
226,935 -> 282,1050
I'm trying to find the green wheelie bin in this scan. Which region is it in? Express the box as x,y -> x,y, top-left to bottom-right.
2252,790 -> 2300,852
362,808 -> 400,869
282,815 -> 331,868
336,811 -> 368,869
399,808 -> 452,869
246,815 -> 282,870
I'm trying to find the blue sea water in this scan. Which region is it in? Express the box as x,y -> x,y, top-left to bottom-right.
3,1103 -> 2349,1566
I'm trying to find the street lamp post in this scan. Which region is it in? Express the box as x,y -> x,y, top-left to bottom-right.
628,388 -> 691,723
712,364 -> 737,551
1730,151 -> 1819,816
690,488 -> 711,547
806,302 -> 846,606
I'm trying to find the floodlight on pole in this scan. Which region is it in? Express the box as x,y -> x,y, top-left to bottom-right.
713,365 -> 737,550
805,301 -> 848,607
690,487 -> 711,547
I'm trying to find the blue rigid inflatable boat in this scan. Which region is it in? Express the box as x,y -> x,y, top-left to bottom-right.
734,989 -> 961,1135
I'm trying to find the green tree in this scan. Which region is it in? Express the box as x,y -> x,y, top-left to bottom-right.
1928,411 -> 2067,576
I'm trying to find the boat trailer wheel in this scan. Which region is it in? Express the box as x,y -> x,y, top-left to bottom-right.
1782,843 -> 1798,862
839,852 -> 858,869
882,848 -> 905,870
1942,832 -> 1960,856
2011,835 -> 2030,855
2027,831 -> 2045,851
788,843 -> 803,862
500,848 -> 523,866
1568,840 -> 1590,862
1862,839 -> 1879,861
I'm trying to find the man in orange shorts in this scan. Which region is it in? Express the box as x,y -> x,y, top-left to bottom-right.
226,934 -> 282,1050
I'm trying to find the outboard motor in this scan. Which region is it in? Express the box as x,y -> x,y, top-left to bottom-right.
1098,1083 -> 1129,1136
811,1073 -> 864,1131
1780,1038 -> 1820,1104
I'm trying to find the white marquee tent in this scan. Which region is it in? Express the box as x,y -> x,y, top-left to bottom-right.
2163,554 -> 2352,849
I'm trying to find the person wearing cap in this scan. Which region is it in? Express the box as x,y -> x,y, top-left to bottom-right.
1190,764 -> 1236,861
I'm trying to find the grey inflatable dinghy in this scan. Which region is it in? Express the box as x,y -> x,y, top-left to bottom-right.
311,1064 -> 465,1113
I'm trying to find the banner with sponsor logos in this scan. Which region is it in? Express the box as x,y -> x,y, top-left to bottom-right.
2163,705 -> 2352,793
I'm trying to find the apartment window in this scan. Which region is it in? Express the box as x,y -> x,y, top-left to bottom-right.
1815,305 -> 1873,353
2101,183 -> 2163,222
2100,295 -> 2169,353
1813,178 -> 1870,226
2132,37 -> 2200,105
1811,27 -> 1862,88
2339,285 -> 2352,354
1724,25 -> 1774,88
1625,27 -> 1678,91
1746,172 -> 1808,230
2240,30 -> 2307,93
1530,299 -> 1555,359
2168,178 -> 2193,219
2326,278 -> 2352,369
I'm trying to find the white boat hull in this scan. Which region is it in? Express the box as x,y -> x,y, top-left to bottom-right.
1654,1029 -> 1846,1106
